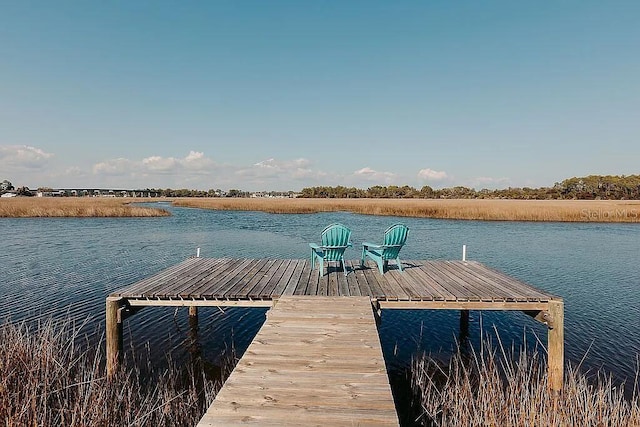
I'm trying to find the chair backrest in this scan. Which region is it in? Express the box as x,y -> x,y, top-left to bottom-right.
381,223 -> 409,260
320,223 -> 351,261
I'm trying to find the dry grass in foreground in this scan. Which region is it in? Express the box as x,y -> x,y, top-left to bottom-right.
0,318 -> 228,426
0,197 -> 170,218
174,198 -> 640,222
411,337 -> 640,426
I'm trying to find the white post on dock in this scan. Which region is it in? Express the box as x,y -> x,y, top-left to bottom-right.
462,244 -> 467,261
196,247 -> 201,258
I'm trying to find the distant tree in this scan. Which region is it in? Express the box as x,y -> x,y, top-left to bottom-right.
419,185 -> 435,198
366,186 -> 386,198
1,180 -> 14,192
16,186 -> 34,196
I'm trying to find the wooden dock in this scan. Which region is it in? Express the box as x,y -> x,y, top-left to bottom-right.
197,296 -> 398,426
106,258 -> 564,424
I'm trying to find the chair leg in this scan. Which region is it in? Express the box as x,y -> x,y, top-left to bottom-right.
376,258 -> 384,275
396,257 -> 403,272
341,258 -> 348,276
360,248 -> 366,267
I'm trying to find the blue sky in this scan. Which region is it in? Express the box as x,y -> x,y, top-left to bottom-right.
1,1 -> 638,191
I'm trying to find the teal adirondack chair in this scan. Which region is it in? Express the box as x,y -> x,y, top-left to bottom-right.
361,224 -> 409,274
309,223 -> 352,276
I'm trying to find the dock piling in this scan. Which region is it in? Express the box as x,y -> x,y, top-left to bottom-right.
547,300 -> 564,393
106,296 -> 124,376
459,309 -> 470,341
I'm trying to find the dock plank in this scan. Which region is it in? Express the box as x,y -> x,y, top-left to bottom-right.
401,262 -> 447,301
113,258 -> 560,306
224,259 -> 271,299
292,260 -> 313,296
247,260 -> 286,299
440,261 -> 521,301
197,296 -> 398,427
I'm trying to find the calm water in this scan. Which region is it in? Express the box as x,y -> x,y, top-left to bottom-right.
2,204 -> 639,414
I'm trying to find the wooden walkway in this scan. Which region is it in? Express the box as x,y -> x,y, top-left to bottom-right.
197,296 -> 398,426
105,258 -> 564,425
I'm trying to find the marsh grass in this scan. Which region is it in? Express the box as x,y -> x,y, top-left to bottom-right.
0,197 -> 170,218
0,318 -> 230,426
411,333 -> 640,426
4,197 -> 640,221
173,198 -> 640,222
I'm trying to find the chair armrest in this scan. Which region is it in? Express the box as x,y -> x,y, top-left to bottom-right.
309,243 -> 321,250
320,245 -> 349,250
362,242 -> 382,249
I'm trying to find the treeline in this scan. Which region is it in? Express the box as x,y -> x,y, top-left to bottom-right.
299,175 -> 640,200
5,174 -> 640,200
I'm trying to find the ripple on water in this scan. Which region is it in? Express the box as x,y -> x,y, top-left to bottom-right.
1,207 -> 639,393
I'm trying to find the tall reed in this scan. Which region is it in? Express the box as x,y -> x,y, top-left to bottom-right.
411,333 -> 640,426
0,318 -> 230,426
173,198 -> 640,223
0,198 -> 170,218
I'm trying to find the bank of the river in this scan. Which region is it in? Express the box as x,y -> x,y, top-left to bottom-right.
3,197 -> 640,222
0,318 -> 227,426
0,197 -> 170,217
175,198 -> 640,222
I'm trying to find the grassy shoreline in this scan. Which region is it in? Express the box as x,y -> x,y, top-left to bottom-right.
0,197 -> 170,218
411,338 -> 640,426
0,318 -> 230,426
3,197 -> 640,222
3,318 -> 638,426
174,198 -> 640,223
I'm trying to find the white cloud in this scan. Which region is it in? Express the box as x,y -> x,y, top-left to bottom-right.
418,168 -> 448,181
240,158 -> 318,181
4,147 -> 457,191
0,145 -> 53,169
352,167 -> 397,184
142,155 -> 179,172
93,158 -> 134,175
185,151 -> 204,162
183,150 -> 214,170
89,153 -> 321,190
94,151 -> 217,179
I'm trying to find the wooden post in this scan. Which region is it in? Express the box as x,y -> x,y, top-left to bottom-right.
106,297 -> 123,377
459,310 -> 470,341
458,310 -> 471,364
547,300 -> 564,393
187,305 -> 201,357
188,306 -> 199,340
